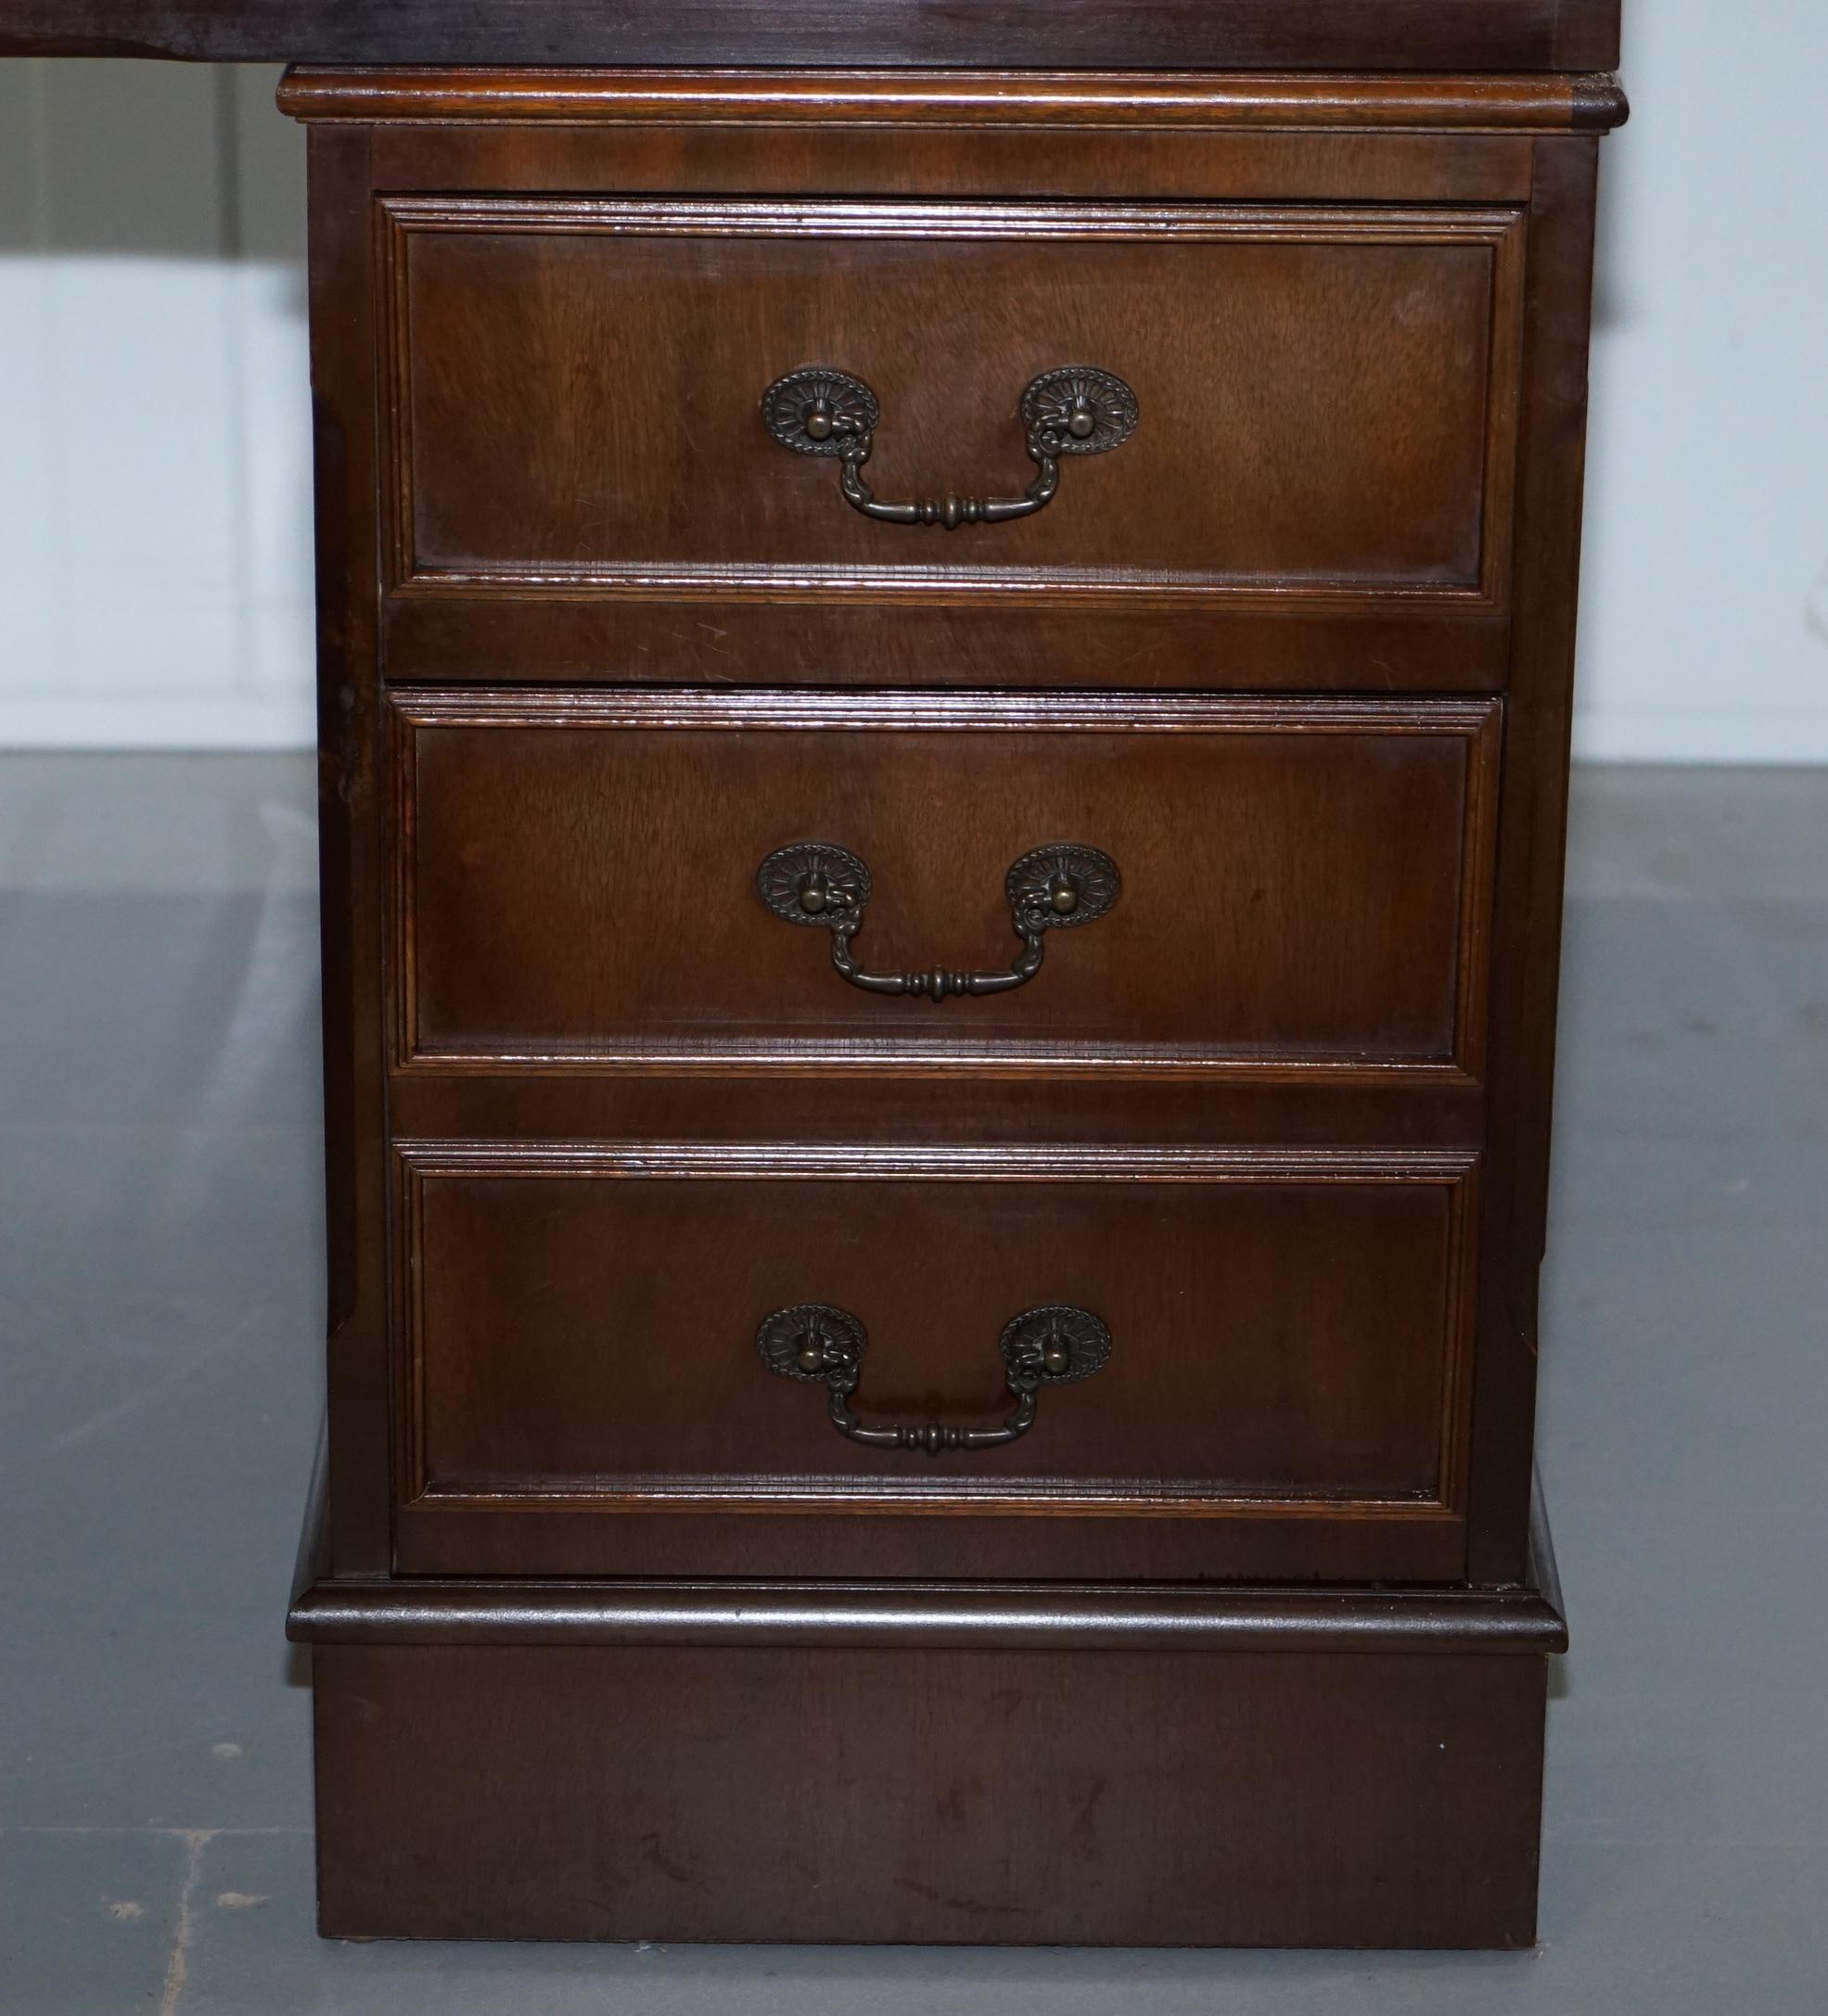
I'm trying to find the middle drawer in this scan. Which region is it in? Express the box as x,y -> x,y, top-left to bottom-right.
390,688 -> 1497,1080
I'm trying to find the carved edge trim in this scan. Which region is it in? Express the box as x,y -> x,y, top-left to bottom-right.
392,1141 -> 1482,1180
290,1485 -> 1566,1653
395,1049 -> 1482,1086
290,1576 -> 1566,1652
389,688 -> 1501,732
283,70 -> 1628,136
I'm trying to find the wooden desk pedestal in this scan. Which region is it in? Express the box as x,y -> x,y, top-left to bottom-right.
276,58 -> 1623,1946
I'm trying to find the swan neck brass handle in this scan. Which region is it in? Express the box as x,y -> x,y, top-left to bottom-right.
756,842 -> 1119,1002
756,1303 -> 1114,1456
761,365 -> 1139,530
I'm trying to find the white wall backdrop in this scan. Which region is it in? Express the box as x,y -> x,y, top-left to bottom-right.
1577,1 -> 1828,761
0,63 -> 313,749
1,19 -> 1825,759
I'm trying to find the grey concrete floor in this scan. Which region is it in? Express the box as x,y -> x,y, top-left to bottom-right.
1,756 -> 1824,2013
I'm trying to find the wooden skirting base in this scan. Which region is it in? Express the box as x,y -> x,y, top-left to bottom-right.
292,1514 -> 1565,1947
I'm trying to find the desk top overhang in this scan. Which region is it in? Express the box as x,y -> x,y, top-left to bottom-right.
0,1 -> 1620,73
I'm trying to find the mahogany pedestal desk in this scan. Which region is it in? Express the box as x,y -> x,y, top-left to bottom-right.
8,1 -> 1628,1947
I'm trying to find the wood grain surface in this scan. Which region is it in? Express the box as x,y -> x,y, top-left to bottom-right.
391,690 -> 1498,1078
278,59 -> 1619,1945
281,69 -> 1630,130
384,198 -> 1522,608
8,2 -> 1623,73
400,1145 -> 1476,1501
311,1640 -> 1552,1945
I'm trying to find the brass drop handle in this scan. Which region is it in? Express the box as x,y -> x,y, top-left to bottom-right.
761,365 -> 1139,530
756,1302 -> 1114,1456
756,841 -> 1120,1002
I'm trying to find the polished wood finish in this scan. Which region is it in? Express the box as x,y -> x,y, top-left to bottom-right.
383,1068 -> 1487,1154
308,1640 -> 1551,1946
296,1579 -> 1566,1650
392,1142 -> 1477,1578
382,198 -> 1522,614
12,4 -> 1623,73
282,67 -> 1630,133
267,54 -> 1624,1946
393,691 -> 1499,1078
1465,135 -> 1604,1584
299,1494 -> 1566,1943
291,1558 -> 1569,1656
308,125 -> 392,1578
296,69 -> 1628,693
316,70 -> 1630,695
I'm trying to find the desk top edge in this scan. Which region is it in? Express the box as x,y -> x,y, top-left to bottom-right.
275,66 -> 1628,132
0,2 -> 1621,76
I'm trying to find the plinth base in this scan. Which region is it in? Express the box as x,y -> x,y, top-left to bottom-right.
291,1524 -> 1565,1947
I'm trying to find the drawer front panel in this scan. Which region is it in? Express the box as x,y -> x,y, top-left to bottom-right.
383,198 -> 1524,615
392,691 -> 1498,1078
394,1143 -> 1476,1580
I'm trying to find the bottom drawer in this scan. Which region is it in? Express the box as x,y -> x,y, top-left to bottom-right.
392,1142 -> 1477,1582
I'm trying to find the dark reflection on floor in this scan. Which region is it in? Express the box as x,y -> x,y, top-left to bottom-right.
1,756 -> 1823,2012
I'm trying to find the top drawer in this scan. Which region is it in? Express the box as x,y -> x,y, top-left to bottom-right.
378,198 -> 1526,688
